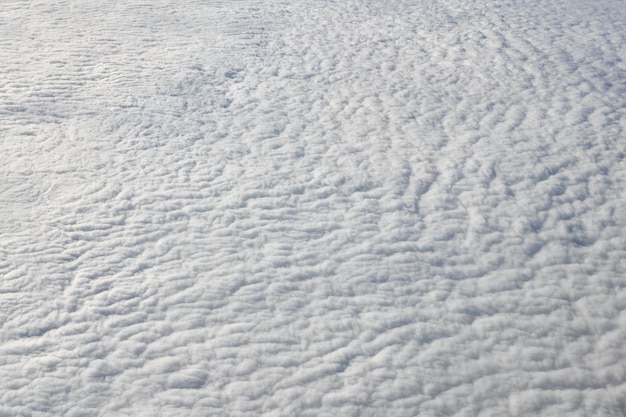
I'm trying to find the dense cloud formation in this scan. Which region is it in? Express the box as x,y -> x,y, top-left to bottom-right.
1,0 -> 625,416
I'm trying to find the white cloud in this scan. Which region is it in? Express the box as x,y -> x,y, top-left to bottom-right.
1,0 -> 625,416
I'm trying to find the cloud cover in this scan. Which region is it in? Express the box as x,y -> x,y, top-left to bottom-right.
1,0 -> 625,416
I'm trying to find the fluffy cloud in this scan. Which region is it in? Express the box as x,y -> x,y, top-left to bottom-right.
1,0 -> 624,416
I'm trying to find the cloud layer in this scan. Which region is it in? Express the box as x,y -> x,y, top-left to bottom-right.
1,0 -> 625,416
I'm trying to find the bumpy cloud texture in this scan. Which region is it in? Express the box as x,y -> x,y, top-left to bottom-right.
1,0 -> 625,416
